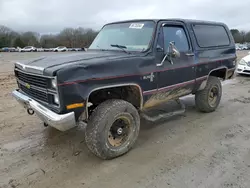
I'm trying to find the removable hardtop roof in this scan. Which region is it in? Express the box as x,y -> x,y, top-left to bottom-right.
106,19 -> 227,27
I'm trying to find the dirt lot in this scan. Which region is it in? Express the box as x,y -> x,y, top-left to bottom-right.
1,51 -> 250,188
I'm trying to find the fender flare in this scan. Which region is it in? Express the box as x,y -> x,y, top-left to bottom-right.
84,83 -> 143,120
198,66 -> 228,91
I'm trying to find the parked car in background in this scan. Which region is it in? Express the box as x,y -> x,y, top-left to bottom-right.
68,48 -> 84,51
246,43 -> 250,49
53,46 -> 68,52
1,47 -> 9,52
235,43 -> 250,50
16,47 -> 22,52
43,48 -> 52,52
19,46 -> 37,52
76,48 -> 85,51
242,44 -> 248,50
9,47 -> 16,52
1,47 -> 16,52
236,46 -> 241,50
37,48 -> 44,52
236,52 -> 250,75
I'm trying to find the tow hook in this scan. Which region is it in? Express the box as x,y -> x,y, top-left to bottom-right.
27,108 -> 34,115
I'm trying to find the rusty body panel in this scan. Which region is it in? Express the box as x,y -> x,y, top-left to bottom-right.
143,87 -> 192,109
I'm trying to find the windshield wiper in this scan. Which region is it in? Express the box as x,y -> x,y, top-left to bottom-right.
110,44 -> 130,54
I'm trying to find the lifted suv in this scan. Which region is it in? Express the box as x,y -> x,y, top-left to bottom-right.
12,19 -> 236,159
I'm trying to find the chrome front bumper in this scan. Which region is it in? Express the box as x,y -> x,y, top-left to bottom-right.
12,90 -> 76,131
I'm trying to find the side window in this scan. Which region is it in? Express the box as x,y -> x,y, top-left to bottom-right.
193,24 -> 230,48
163,26 -> 189,52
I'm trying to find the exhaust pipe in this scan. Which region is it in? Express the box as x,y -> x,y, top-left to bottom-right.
27,108 -> 35,115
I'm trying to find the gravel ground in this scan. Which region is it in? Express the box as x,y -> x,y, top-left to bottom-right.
0,51 -> 250,188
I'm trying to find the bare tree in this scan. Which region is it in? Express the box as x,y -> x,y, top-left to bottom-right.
0,24 -> 98,48
0,25 -> 14,47
20,32 -> 40,46
40,34 -> 58,48
57,27 -> 98,48
245,31 -> 250,43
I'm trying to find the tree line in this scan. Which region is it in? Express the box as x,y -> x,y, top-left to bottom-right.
0,25 -> 98,48
229,29 -> 250,44
1,25 -> 250,49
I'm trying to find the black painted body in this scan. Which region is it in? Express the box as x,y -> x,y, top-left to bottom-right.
15,19 -> 237,121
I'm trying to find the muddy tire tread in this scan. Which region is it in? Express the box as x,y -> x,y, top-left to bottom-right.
85,99 -> 140,160
195,76 -> 222,113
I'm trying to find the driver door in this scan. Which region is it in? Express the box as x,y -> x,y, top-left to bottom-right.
156,22 -> 196,100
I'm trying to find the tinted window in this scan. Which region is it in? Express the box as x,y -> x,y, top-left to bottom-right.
193,24 -> 230,48
163,26 -> 189,52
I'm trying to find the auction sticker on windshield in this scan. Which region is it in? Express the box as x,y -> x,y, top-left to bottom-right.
129,23 -> 144,29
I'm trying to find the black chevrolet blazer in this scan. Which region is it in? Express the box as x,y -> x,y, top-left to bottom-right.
13,19 -> 236,159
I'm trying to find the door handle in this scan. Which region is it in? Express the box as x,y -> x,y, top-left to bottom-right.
186,53 -> 194,56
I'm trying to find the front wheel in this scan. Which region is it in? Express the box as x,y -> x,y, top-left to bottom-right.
195,76 -> 222,113
85,99 -> 140,160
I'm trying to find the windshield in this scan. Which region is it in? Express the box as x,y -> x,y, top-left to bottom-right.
89,21 -> 155,52
58,46 -> 65,49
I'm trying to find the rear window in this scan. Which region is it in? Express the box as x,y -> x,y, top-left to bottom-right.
192,24 -> 230,48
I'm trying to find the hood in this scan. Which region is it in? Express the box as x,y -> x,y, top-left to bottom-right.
242,54 -> 250,62
15,50 -> 138,75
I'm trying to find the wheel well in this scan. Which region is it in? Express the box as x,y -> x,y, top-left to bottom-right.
209,68 -> 227,80
88,85 -> 142,116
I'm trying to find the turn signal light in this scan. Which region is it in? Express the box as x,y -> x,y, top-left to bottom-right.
66,103 -> 84,110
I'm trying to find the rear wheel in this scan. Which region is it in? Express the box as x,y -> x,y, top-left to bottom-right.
85,99 -> 140,159
195,76 -> 222,112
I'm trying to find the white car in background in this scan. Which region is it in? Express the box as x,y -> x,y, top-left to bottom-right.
19,46 -> 37,52
53,46 -> 68,52
37,48 -> 44,52
236,52 -> 250,75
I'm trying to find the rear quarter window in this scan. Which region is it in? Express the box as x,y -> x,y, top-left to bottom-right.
192,24 -> 230,48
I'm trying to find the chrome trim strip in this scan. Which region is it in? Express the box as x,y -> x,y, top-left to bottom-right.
158,79 -> 195,92
143,79 -> 197,94
16,62 -> 45,75
15,69 -> 60,107
17,79 -> 47,92
196,75 -> 208,81
15,67 -> 53,78
143,88 -> 157,94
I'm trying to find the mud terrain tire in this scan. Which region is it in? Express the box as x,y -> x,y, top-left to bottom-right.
85,99 -> 140,160
195,76 -> 222,113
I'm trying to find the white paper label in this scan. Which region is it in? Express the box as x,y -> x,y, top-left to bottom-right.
129,23 -> 144,29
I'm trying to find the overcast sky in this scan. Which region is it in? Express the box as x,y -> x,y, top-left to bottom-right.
1,0 -> 250,33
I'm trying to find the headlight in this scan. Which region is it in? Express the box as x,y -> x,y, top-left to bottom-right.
54,95 -> 59,105
239,59 -> 246,65
51,79 -> 57,89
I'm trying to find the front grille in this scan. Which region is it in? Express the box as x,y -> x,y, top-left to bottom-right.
15,70 -> 48,88
243,70 -> 250,73
15,69 -> 51,103
19,84 -> 49,103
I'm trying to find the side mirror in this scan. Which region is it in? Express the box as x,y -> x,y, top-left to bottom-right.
157,42 -> 180,66
166,42 -> 180,58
